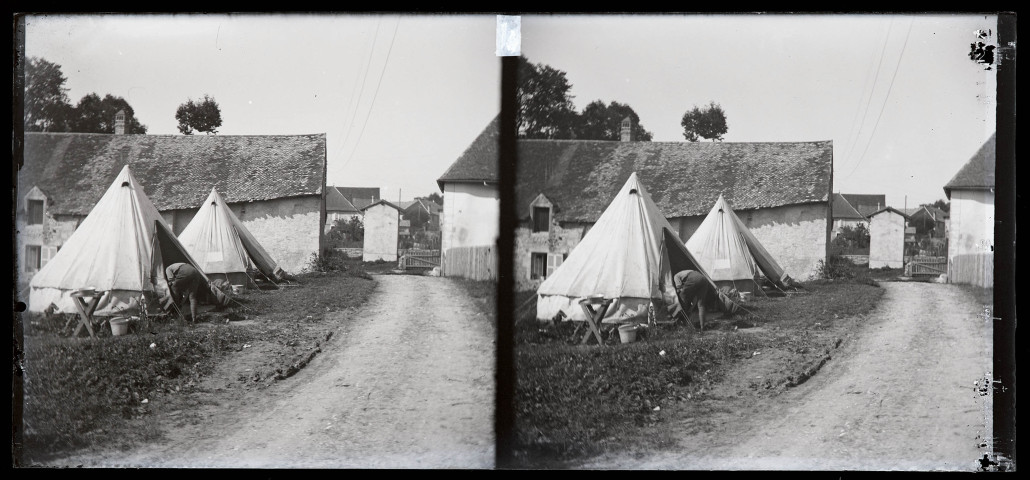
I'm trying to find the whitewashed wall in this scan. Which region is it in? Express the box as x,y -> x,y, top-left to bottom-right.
361,203 -> 400,262
868,211 -> 906,269
440,182 -> 498,277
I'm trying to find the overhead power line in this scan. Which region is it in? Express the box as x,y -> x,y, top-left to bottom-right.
339,17 -> 400,172
841,19 -> 893,172
336,18 -> 383,165
844,19 -> 914,180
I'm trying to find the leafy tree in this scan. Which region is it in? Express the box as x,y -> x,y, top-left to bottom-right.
24,57 -> 73,132
175,94 -> 223,135
574,100 -> 653,141
345,216 -> 364,242
69,93 -> 148,134
680,101 -> 728,142
516,56 -> 577,139
421,192 -> 443,205
930,199 -> 950,213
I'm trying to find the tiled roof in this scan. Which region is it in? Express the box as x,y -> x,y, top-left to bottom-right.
325,186 -> 359,213
360,199 -> 404,212
352,197 -> 375,210
437,117 -> 833,221
515,139 -> 833,222
436,115 -> 500,189
832,193 -> 865,220
19,132 -> 326,215
944,133 -> 996,198
868,206 -> 910,219
840,193 -> 886,217
335,186 -> 380,203
395,200 -> 418,210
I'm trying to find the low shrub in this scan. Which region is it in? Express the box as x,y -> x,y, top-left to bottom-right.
816,254 -> 857,279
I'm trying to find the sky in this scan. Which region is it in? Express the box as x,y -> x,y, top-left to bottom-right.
21,13 -> 501,202
22,13 -> 1000,209
521,13 -> 999,208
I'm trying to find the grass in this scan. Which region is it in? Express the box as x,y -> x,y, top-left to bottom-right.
15,265 -> 377,465
511,278 -> 886,466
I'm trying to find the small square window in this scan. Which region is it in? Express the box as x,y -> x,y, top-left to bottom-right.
25,245 -> 42,272
27,199 -> 44,225
530,252 -> 547,280
533,206 -> 550,233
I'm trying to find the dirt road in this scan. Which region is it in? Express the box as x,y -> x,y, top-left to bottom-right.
58,274 -> 496,469
583,282 -> 994,471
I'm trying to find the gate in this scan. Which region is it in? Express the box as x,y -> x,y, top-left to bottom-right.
907,255 -> 947,276
399,249 -> 440,270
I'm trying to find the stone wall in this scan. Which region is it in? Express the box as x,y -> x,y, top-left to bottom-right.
668,203 -> 829,281
513,220 -> 587,292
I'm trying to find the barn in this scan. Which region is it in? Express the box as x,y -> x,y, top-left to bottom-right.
943,133 -> 995,287
436,115 -> 834,291
15,130 -> 327,295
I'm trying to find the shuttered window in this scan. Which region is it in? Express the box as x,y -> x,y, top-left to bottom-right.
531,252 -> 547,280
25,245 -> 42,272
27,200 -> 44,225
533,207 -> 550,233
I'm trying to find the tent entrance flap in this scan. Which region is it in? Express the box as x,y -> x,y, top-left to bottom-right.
659,227 -> 739,317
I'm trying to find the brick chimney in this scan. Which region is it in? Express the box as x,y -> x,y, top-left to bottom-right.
115,110 -> 126,135
620,116 -> 633,142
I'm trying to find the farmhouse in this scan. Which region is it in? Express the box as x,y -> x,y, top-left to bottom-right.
436,116 -> 500,280
436,115 -> 834,290
15,129 -> 327,294
943,132 -> 995,287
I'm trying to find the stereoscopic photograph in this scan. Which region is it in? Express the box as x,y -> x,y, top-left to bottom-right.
11,12 -> 1013,472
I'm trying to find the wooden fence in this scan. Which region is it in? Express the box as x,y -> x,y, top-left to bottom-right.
949,253 -> 994,288
398,249 -> 440,270
907,256 -> 947,276
441,245 -> 496,281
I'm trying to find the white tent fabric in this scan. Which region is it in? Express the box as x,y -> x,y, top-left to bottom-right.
177,188 -> 284,286
536,172 -> 719,323
685,194 -> 792,292
28,165 -> 208,315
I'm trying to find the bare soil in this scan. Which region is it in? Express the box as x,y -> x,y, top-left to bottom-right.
45,274 -> 496,469
578,282 -> 994,471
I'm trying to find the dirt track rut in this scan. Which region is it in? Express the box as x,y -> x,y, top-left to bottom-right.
67,275 -> 496,468
584,282 -> 994,471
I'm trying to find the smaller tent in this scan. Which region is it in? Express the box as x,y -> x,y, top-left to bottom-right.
536,172 -> 729,324
178,187 -> 285,287
28,165 -> 210,316
685,194 -> 795,293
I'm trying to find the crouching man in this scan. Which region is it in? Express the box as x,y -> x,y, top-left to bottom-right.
674,269 -> 739,330
165,262 -> 206,323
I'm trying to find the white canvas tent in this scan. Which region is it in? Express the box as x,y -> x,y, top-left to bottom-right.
536,172 -> 723,324
28,165 -> 209,316
685,194 -> 795,293
178,187 -> 285,287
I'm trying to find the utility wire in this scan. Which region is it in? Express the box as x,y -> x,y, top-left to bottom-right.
841,21 -> 891,171
841,19 -> 893,174
334,18 -> 382,177
334,23 -> 377,165
845,19 -> 913,180
339,18 -> 400,172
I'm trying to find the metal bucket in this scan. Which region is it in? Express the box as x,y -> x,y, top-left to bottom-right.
618,324 -> 638,344
110,317 -> 130,336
